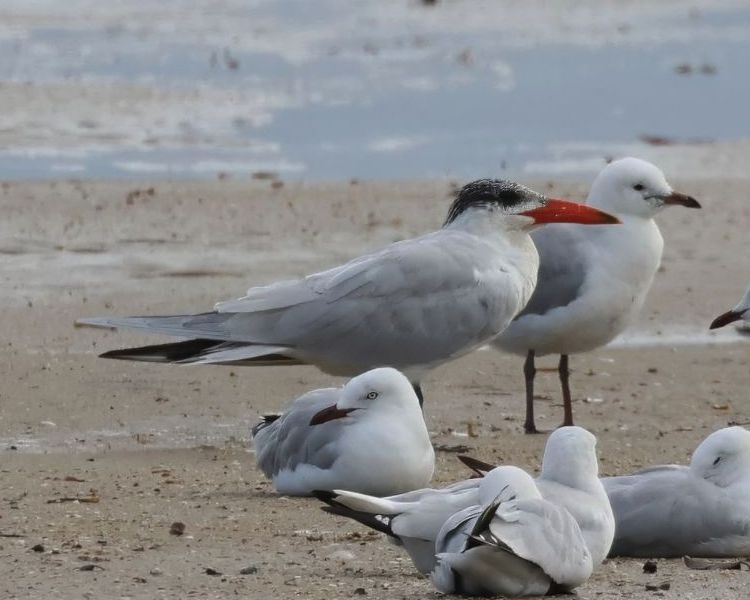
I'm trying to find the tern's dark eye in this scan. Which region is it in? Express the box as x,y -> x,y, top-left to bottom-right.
713,456 -> 722,465
366,391 -> 378,400
633,183 -> 645,191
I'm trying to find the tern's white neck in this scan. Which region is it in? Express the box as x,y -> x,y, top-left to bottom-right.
445,207 -> 534,237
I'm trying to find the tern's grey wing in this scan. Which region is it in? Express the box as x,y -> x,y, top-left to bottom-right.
82,229 -> 525,373
515,225 -> 588,318
487,498 -> 592,587
253,388 -> 344,477
604,471 -> 750,557
217,230 -> 524,368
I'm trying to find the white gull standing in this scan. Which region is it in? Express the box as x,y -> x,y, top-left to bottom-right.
316,426 -> 614,571
252,367 -> 433,496
494,158 -> 700,432
710,282 -> 750,330
430,466 -> 592,597
77,180 -> 618,405
603,426 -> 750,558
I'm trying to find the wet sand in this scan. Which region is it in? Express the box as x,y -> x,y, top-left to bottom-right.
2,177 -> 750,599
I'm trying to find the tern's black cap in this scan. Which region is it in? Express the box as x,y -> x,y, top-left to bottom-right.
444,179 -> 542,226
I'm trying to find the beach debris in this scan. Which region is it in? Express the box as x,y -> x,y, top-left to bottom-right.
683,556 -> 750,570
125,187 -> 155,205
239,565 -> 259,575
205,567 -> 222,576
435,443 -> 472,453
643,559 -> 658,574
47,492 -> 100,504
645,582 -> 671,591
251,171 -> 278,180
78,564 -> 104,571
169,522 -> 186,536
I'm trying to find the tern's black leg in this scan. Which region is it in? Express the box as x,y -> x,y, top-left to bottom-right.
559,354 -> 574,427
523,350 -> 539,434
413,383 -> 424,408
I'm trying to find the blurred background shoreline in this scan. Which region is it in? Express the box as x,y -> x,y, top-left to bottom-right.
1,0 -> 749,182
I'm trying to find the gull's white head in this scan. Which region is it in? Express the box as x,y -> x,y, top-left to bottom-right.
478,465 -> 541,505
689,426 -> 750,487
540,426 -> 600,488
443,179 -> 619,232
338,367 -> 418,412
709,282 -> 750,330
588,157 -> 700,218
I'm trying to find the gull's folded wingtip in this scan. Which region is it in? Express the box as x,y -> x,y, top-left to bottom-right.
74,317 -> 117,330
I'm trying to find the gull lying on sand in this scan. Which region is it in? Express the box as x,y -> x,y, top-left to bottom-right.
430,466 -> 592,597
253,367 -> 433,496
603,426 -> 750,558
316,426 -> 614,571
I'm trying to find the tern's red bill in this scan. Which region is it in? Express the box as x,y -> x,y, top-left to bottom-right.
521,198 -> 621,225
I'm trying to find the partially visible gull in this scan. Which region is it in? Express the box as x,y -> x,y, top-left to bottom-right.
604,426 -> 750,558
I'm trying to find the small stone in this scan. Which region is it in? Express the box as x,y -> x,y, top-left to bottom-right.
284,576 -> 301,586
149,568 -> 163,576
239,565 -> 259,575
643,559 -> 657,574
169,522 -> 185,536
31,544 -> 45,553
354,588 -> 367,595
205,568 -> 222,576
328,549 -> 356,562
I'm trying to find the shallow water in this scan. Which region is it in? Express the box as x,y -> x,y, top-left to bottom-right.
1,0 -> 749,180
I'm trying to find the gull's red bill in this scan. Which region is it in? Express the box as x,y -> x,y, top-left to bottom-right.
709,309 -> 744,330
663,191 -> 701,208
521,198 -> 621,225
309,405 -> 356,426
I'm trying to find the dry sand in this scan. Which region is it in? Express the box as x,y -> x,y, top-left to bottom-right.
1,177 -> 750,599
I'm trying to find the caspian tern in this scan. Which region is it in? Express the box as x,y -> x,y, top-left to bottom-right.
603,426 -> 750,558
252,367 -> 433,496
493,158 -> 700,432
77,179 -> 618,404
710,282 -> 750,330
430,466 -> 592,597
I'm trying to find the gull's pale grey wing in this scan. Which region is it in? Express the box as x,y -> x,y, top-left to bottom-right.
252,388 -> 345,477
487,498 -> 592,587
515,225 -> 589,318
435,505 -> 484,554
382,478 -> 480,504
604,470 -> 750,557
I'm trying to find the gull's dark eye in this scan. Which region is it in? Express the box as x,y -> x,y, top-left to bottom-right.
713,456 -> 722,465
366,391 -> 378,400
633,183 -> 645,192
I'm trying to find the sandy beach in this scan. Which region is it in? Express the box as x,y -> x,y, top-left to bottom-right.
1,176 -> 749,599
